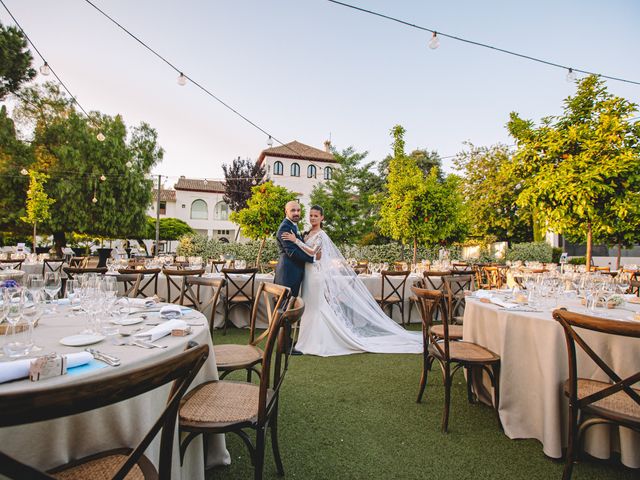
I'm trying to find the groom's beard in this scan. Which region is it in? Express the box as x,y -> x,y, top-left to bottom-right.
287,215 -> 300,223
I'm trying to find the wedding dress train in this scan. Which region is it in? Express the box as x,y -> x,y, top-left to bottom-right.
295,230 -> 422,357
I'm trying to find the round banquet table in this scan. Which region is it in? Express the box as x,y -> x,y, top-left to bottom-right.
0,304 -> 229,479
463,295 -> 640,468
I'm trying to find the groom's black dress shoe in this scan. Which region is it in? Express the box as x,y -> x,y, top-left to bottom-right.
291,348 -> 303,356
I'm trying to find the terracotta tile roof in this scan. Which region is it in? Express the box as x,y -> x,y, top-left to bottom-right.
257,140 -> 336,165
152,189 -> 176,202
174,177 -> 225,193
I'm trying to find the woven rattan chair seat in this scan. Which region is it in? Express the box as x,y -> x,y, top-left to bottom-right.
431,324 -> 463,340
564,378 -> 640,424
429,341 -> 499,363
214,344 -> 263,369
373,295 -> 402,303
50,453 -> 148,480
180,380 -> 273,426
227,294 -> 251,303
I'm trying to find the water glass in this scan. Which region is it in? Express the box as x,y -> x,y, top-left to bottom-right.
44,272 -> 62,303
22,290 -> 43,352
3,288 -> 29,358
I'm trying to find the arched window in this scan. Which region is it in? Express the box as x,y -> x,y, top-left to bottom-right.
291,162 -> 300,177
273,161 -> 283,175
307,164 -> 317,178
190,199 -> 208,220
214,200 -> 229,220
324,166 -> 333,180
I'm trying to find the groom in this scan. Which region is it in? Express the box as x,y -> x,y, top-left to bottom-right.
274,200 -> 317,297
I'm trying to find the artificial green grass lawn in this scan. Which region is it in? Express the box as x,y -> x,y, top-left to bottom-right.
207,326 -> 636,480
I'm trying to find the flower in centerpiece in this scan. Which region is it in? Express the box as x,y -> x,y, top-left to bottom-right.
0,280 -> 18,289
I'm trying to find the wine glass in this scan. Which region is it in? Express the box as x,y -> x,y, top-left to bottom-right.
22,289 -> 43,353
27,277 -> 45,303
44,272 -> 62,304
65,279 -> 79,303
3,288 -> 28,358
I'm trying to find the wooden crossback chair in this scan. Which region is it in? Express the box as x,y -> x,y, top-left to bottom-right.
214,282 -> 290,381
482,265 -> 506,289
209,259 -> 226,274
62,267 -> 107,280
374,270 -> 410,326
115,273 -> 143,298
162,268 -> 205,304
552,309 -> 640,480
118,267 -> 161,299
629,280 -> 640,296
0,259 -> 23,270
221,267 -> 259,334
412,286 -> 501,433
423,270 -> 449,291
42,258 -> 65,276
179,276 -> 226,336
0,342 -> 209,480
179,297 -> 303,480
68,256 -> 89,268
443,274 -> 474,326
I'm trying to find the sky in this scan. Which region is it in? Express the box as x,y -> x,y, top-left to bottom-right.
2,0 -> 639,186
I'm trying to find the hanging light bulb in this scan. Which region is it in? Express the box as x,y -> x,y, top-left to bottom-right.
39,62 -> 51,76
92,195 -> 98,204
96,132 -> 106,142
177,73 -> 187,86
125,161 -> 133,169
566,68 -> 577,82
20,168 -> 29,176
100,174 -> 106,181
251,179 -> 257,185
428,32 -> 440,50
203,179 -> 208,185
267,135 -> 273,147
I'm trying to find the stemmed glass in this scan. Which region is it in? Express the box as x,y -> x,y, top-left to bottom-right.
44,272 -> 62,311
3,288 -> 28,358
22,289 -> 43,353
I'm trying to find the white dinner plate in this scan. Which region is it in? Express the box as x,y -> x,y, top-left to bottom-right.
59,334 -> 106,347
112,317 -> 144,326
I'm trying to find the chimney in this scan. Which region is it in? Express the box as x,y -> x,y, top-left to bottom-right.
324,140 -> 331,153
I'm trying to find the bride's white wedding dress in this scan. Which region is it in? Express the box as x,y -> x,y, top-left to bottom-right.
295,230 -> 422,357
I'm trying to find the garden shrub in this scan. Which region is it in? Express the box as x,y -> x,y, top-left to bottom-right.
505,242 -> 553,263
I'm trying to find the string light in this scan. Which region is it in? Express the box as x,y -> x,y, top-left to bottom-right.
20,168 -> 28,176
203,179 -> 208,185
96,132 -> 106,142
566,68 -> 577,82
177,73 -> 187,86
326,0 -> 640,86
39,62 -> 50,76
267,136 -> 273,147
100,174 -> 106,181
92,195 -> 98,203
428,32 -> 439,50
251,179 -> 257,185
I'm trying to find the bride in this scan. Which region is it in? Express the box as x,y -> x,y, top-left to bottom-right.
281,205 -> 422,357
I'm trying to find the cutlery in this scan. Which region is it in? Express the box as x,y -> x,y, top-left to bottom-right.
134,339 -> 167,349
113,339 -> 153,348
85,348 -> 121,366
118,327 -> 145,337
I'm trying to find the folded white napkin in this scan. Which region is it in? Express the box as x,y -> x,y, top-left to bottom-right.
489,296 -> 518,309
127,298 -> 156,308
159,304 -> 182,319
135,319 -> 187,341
0,351 -> 92,384
474,289 -> 493,299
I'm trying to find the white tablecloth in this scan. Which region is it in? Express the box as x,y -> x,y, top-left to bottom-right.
0,305 -> 229,478
463,297 -> 640,467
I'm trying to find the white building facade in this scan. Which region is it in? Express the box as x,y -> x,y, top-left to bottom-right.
257,140 -> 337,213
147,140 -> 336,245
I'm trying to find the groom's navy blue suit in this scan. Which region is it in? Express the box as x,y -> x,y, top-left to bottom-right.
274,218 -> 315,297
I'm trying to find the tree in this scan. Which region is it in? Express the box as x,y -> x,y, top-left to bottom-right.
230,181 -> 302,265
379,148 -> 442,179
21,171 -> 55,248
0,105 -> 32,233
453,142 -> 533,243
14,83 -> 163,253
508,75 -> 640,270
310,147 -> 383,244
222,157 -> 265,212
0,22 -> 36,100
377,125 -> 468,264
145,217 -> 194,240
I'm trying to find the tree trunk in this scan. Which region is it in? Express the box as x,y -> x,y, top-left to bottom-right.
616,242 -> 622,271
53,231 -> 66,258
256,237 -> 266,267
585,223 -> 592,272
413,238 -> 418,266
33,222 -> 37,252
